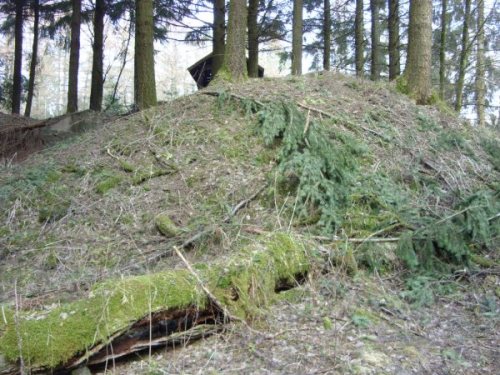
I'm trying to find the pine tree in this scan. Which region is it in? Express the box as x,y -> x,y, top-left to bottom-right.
323,0 -> 331,71
67,0 -> 81,113
212,0 -> 225,76
248,0 -> 259,77
370,0 -> 383,80
25,0 -> 40,117
455,0 -> 471,112
354,0 -> 364,77
12,0 -> 24,114
388,0 -> 399,80
291,0 -> 303,75
475,0 -> 485,127
217,0 -> 247,81
405,0 -> 432,104
134,0 -> 157,109
89,0 -> 105,111
439,0 -> 448,100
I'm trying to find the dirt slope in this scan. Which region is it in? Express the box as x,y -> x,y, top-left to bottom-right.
0,73 -> 498,374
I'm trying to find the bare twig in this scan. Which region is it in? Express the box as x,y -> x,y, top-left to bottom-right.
173,246 -> 237,324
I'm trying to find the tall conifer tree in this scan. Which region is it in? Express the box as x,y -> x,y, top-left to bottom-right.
355,0 -> 364,76
67,0 -> 81,113
134,0 -> 157,109
291,0 -> 303,75
90,0 -> 105,111
12,0 -> 24,114
388,0 -> 399,80
217,0 -> 247,81
406,0 -> 432,104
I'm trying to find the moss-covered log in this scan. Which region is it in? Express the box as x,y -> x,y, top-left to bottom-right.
0,234 -> 311,373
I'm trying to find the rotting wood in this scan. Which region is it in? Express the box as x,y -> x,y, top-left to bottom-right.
80,307 -> 221,368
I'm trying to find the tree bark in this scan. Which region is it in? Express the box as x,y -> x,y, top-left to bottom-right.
212,0 -> 225,76
323,0 -> 331,71
291,0 -> 303,75
388,0 -> 399,80
12,0 -> 24,115
25,0 -> 39,117
475,0 -> 485,127
134,0 -> 157,110
355,0 -> 364,77
248,0 -> 259,77
405,0 -> 432,104
370,0 -> 382,80
90,0 -> 106,111
67,0 -> 81,113
455,0 -> 471,112
439,0 -> 447,100
217,0 -> 247,82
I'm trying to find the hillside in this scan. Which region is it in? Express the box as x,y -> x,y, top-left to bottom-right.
0,73 -> 498,374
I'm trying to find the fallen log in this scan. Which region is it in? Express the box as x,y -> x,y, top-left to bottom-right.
0,233 -> 311,374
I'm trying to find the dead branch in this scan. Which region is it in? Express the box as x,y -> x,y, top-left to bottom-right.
174,246 -> 239,323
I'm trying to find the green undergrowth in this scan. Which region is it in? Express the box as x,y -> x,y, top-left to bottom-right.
0,233 -> 312,370
216,92 -> 499,274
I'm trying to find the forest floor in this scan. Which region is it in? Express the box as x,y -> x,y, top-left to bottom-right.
100,269 -> 499,375
0,73 -> 498,374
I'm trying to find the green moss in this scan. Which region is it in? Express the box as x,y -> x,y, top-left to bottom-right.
470,253 -> 498,268
60,163 -> 86,176
330,243 -> 358,276
351,308 -> 379,328
0,234 -> 312,370
37,185 -> 71,223
395,76 -> 410,96
155,214 -> 182,237
95,173 -> 123,194
38,202 -> 70,223
132,168 -> 171,185
0,271 -> 205,368
209,233 -> 311,318
119,160 -> 135,173
276,288 -> 309,303
108,139 -> 137,156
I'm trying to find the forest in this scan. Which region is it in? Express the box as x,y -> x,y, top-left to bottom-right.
0,1 -> 499,374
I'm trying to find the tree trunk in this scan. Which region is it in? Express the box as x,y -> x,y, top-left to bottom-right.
370,0 -> 382,80
355,0 -> 364,77
67,0 -> 81,113
134,0 -> 157,109
291,0 -> 303,75
323,0 -> 331,71
25,0 -> 39,117
248,0 -> 259,77
439,0 -> 447,100
388,0 -> 399,80
217,0 -> 247,82
455,0 -> 471,112
212,0 -> 225,76
475,0 -> 485,127
90,0 -> 105,111
405,0 -> 432,104
12,0 -> 24,115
